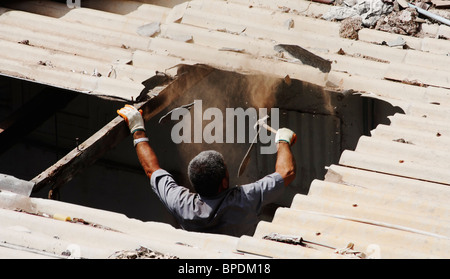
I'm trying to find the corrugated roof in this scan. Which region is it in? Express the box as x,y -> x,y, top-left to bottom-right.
1,0 -> 450,259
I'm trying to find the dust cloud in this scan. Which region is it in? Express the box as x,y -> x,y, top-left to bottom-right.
153,65 -> 284,187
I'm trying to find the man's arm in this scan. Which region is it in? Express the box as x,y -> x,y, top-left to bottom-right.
275,142 -> 296,186
133,130 -> 161,178
274,128 -> 297,186
117,105 -> 161,178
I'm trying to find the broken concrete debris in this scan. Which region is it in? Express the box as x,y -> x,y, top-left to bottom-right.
109,246 -> 178,259
397,0 -> 410,8
383,36 -> 407,46
375,8 -> 421,35
137,22 -> 161,37
339,16 -> 363,39
408,2 -> 450,26
433,0 -> 450,9
325,0 -> 450,39
323,0 -> 394,27
165,33 -> 193,42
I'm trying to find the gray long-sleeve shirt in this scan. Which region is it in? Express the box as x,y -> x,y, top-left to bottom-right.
150,169 -> 285,237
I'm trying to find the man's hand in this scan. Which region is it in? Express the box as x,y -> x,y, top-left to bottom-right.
117,105 -> 145,134
275,128 -> 297,146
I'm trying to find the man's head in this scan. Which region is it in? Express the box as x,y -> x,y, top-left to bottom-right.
188,150 -> 229,197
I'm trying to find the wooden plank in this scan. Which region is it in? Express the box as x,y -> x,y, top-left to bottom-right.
31,64 -> 216,195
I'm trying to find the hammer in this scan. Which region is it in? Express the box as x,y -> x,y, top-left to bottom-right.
257,115 -> 277,133
258,115 -> 297,144
237,115 -> 296,177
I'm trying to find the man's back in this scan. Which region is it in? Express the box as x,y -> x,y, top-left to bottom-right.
150,169 -> 285,237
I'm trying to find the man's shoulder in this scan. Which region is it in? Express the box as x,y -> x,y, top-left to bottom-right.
237,172 -> 284,194
151,169 -> 180,183
247,172 -> 284,187
150,169 -> 197,200
152,168 -> 170,177
150,169 -> 184,189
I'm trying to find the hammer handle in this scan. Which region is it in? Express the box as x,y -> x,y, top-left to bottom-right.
262,123 -> 277,134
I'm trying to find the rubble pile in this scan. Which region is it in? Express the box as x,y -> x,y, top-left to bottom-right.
322,0 -> 450,38
339,16 -> 364,39
323,0 -> 394,27
109,246 -> 179,259
375,7 -> 421,35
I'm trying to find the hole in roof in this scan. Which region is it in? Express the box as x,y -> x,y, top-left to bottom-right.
0,60 -> 403,226
0,63 -> 404,228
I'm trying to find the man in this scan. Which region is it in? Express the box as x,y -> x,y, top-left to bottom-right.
118,104 -> 296,237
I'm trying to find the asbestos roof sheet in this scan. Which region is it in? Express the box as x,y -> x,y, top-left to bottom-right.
1,0 -> 450,259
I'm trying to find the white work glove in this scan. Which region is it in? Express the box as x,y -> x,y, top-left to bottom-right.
117,105 -> 145,134
275,128 -> 297,146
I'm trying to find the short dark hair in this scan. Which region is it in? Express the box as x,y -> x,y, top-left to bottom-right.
188,150 -> 227,197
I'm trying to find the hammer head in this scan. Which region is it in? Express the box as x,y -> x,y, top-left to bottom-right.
253,115 -> 269,130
